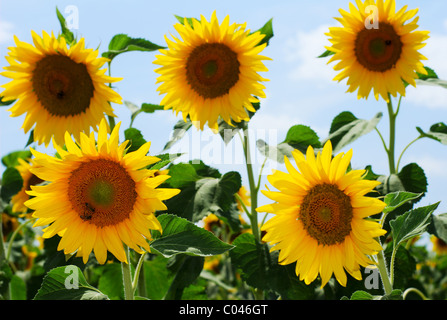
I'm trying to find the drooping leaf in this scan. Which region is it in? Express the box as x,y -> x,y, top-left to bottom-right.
256,124 -> 321,163
163,119 -> 193,151
390,202 -> 440,250
34,266 -> 108,300
256,139 -> 294,163
428,212 -> 447,244
417,122 -> 447,145
324,111 -> 382,152
102,34 -> 165,61
150,214 -> 234,258
1,167 -> 23,202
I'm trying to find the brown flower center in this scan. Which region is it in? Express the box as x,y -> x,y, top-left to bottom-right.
299,184 -> 353,246
32,55 -> 94,116
186,43 -> 240,99
67,159 -> 137,227
354,23 -> 403,72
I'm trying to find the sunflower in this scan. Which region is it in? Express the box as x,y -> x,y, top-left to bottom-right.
11,158 -> 42,214
25,119 -> 180,264
236,185 -> 251,213
431,236 -> 447,256
153,11 -> 270,130
1,31 -> 122,146
257,141 -> 386,287
325,0 -> 429,102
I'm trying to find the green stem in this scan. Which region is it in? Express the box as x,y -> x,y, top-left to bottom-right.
6,218 -> 36,261
403,287 -> 429,300
107,61 -> 116,131
389,247 -> 397,287
376,248 -> 393,295
0,214 -> 5,265
396,136 -> 422,172
235,193 -> 251,218
132,252 -> 146,296
242,124 -> 260,242
386,94 -> 397,175
121,246 -> 134,300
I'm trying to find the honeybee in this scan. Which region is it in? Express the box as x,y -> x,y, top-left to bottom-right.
80,202 -> 95,221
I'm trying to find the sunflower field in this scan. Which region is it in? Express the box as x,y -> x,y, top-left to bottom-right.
1,0 -> 447,307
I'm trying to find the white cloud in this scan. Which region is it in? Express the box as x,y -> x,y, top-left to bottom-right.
0,20 -> 14,44
284,24 -> 338,83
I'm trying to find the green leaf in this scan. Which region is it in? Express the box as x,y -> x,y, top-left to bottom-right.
143,256 -> 172,300
56,7 -> 75,44
254,18 -> 274,47
102,34 -> 165,61
414,66 -> 447,89
1,150 -> 32,168
147,153 -> 183,171
34,266 -> 108,300
390,202 -> 440,250
324,111 -> 382,152
163,119 -> 193,150
398,163 -> 427,195
97,263 -> 124,300
125,100 -> 165,127
229,233 -> 316,299
150,214 -> 234,258
383,191 -> 423,214
174,15 -> 196,28
417,122 -> 447,145
256,124 -> 321,163
349,290 -> 374,300
217,102 -> 260,144
417,66 -> 438,81
317,49 -> 335,58
163,163 -> 242,229
164,255 -> 204,300
1,167 -> 23,202
283,124 -> 322,152
9,275 -> 27,300
428,212 -> 447,244
124,127 -> 147,153
256,139 -> 294,163
348,289 -> 403,300
0,96 -> 15,106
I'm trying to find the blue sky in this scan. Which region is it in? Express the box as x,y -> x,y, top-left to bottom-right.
1,0 -> 447,218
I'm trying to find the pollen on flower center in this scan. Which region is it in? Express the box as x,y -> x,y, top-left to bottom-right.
354,23 -> 403,72
299,183 -> 353,246
186,43 -> 240,99
67,159 -> 137,227
32,55 -> 94,116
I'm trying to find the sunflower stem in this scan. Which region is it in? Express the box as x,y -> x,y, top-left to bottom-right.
121,246 -> 134,300
386,94 -> 397,175
376,244 -> 393,296
0,213 -> 6,265
132,252 -> 147,297
242,124 -> 260,243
